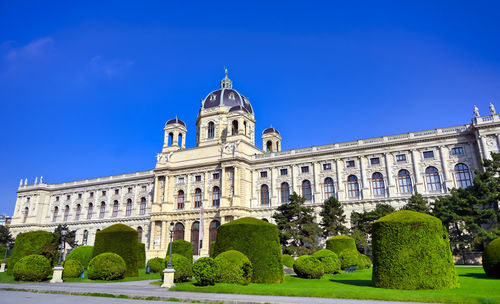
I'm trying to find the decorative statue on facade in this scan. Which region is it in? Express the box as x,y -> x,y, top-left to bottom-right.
474,105 -> 480,117
490,102 -> 496,115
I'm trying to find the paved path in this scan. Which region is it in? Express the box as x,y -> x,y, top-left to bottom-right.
0,280 -> 427,304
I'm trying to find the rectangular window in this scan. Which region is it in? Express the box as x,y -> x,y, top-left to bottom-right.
141,186 -> 147,191
115,189 -> 119,195
280,169 -> 288,176
370,157 -> 380,165
213,173 -> 220,180
128,187 -> 132,193
301,166 -> 309,173
178,177 -> 185,184
451,147 -> 464,155
56,196 -> 59,202
78,193 -> 82,199
423,151 -> 434,159
260,171 -> 268,178
66,195 -> 70,200
102,191 -> 106,196
396,154 -> 406,162
195,175 -> 202,182
323,163 -> 332,170
346,160 -> 355,168
90,192 -> 94,198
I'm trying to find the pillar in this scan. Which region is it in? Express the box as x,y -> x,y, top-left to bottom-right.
384,153 -> 394,197
359,156 -> 369,199
335,159 -> 345,200
313,162 -> 320,203
161,221 -> 167,249
411,149 -> 425,193
439,146 -> 451,192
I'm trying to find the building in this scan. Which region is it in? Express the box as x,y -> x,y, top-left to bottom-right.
9,71 -> 500,260
0,215 -> 12,227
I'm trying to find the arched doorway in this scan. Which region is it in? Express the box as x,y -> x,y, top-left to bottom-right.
191,221 -> 200,255
209,220 -> 220,251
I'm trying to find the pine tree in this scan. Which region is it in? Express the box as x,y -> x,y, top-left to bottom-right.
402,193 -> 430,213
350,204 -> 395,253
54,224 -> 78,248
319,196 -> 348,237
0,225 -> 13,246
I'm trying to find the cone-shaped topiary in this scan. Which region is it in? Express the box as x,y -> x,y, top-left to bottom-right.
166,240 -> 193,262
93,224 -> 138,277
372,210 -> 459,290
66,246 -> 93,268
326,235 -> 357,255
63,259 -> 83,278
313,249 -> 341,273
483,237 -> 500,277
213,217 -> 283,283
293,255 -> 324,279
12,254 -> 51,281
214,250 -> 253,285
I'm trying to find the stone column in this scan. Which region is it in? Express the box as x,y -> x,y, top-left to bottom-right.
233,166 -> 240,206
270,167 -> 277,206
410,149 -> 425,193
161,221 -> 167,249
163,176 -> 169,212
439,146 -> 451,192
384,153 -> 394,197
291,165 -> 299,194
359,156 -> 369,199
203,172 -> 209,207
173,132 -> 179,147
335,159 -> 345,200
313,162 -> 320,203
479,135 -> 491,160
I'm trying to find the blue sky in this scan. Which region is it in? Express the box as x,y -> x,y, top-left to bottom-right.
1,1 -> 500,215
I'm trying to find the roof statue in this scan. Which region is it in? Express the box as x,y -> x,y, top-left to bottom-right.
474,105 -> 480,117
490,102 -> 496,115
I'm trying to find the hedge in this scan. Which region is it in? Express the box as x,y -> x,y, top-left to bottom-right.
193,257 -> 217,286
137,243 -> 146,269
372,210 -> 459,290
93,224 -> 138,277
87,252 -> 126,280
166,240 -> 193,262
281,254 -> 294,268
313,249 -> 341,273
326,235 -> 356,255
63,259 -> 83,278
360,254 -> 372,269
483,237 -> 500,277
213,217 -> 283,283
66,246 -> 93,268
147,257 -> 164,273
339,249 -> 359,270
8,230 -> 58,274
215,250 -> 253,285
209,241 -> 216,258
163,253 -> 192,282
293,255 -> 324,279
13,254 -> 51,281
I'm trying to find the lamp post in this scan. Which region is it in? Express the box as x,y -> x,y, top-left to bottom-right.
0,243 -> 9,272
50,228 -> 67,283
57,229 -> 67,266
161,221 -> 176,288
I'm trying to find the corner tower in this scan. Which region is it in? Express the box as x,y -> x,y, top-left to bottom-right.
262,126 -> 281,152
162,117 -> 187,152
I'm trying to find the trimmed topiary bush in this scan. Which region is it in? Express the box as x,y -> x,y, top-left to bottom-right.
137,243 -> 146,269
164,253 -> 192,283
63,259 -> 83,278
209,241 -> 216,258
313,249 -> 341,274
214,250 -> 253,285
293,255 -> 324,279
12,254 -> 51,281
339,249 -> 360,270
281,254 -> 294,268
166,240 -> 193,263
213,217 -> 283,283
87,252 -> 126,281
93,224 -> 138,277
66,246 -> 93,268
147,257 -> 164,273
360,254 -> 372,269
326,235 -> 357,256
8,230 -> 58,274
193,257 -> 217,286
483,237 -> 500,278
372,210 -> 459,290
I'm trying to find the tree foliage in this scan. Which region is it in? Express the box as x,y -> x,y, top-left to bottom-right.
350,204 -> 395,253
53,224 -> 77,248
319,197 -> 348,237
402,193 -> 430,213
0,225 -> 14,246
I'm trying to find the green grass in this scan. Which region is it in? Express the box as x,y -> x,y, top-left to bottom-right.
170,267 -> 500,304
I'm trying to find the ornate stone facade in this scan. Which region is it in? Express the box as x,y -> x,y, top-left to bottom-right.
10,72 -> 500,260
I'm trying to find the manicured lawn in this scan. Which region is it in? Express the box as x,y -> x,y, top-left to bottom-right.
170,266 -> 500,304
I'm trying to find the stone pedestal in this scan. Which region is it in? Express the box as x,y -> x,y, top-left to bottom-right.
50,266 -> 64,283
161,267 -> 175,288
0,263 -> 5,272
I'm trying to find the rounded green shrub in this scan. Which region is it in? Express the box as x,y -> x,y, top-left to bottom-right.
66,246 -> 93,268
313,249 -> 341,273
213,217 -> 283,283
137,243 -> 146,269
147,257 -> 165,273
92,224 -> 138,277
164,253 -> 192,282
193,257 -> 217,286
166,240 -> 193,262
483,237 -> 500,278
281,254 -> 294,268
63,259 -> 83,278
12,254 -> 51,281
360,254 -> 372,269
339,249 -> 360,270
293,255 -> 324,279
8,230 -> 58,274
372,210 -> 459,289
326,235 -> 357,255
87,252 -> 126,281
214,250 -> 253,285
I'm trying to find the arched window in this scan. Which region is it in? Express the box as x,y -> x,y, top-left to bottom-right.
83,230 -> 88,245
177,190 -> 185,209
191,221 -> 200,255
207,122 -> 215,139
168,132 -> 173,146
231,120 -> 238,135
139,197 -> 146,215
261,184 -> 270,205
262,218 -> 269,222
347,175 -> 360,198
194,188 -> 202,208
372,172 -> 385,196
126,199 -> 132,216
398,170 -> 413,194
302,180 -> 312,201
87,203 -> 93,220
178,133 -> 182,147
425,166 -> 442,192
455,163 -> 472,188
99,202 -> 106,218
52,206 -> 59,222
209,220 -> 220,251
137,226 -> 143,243
324,178 -> 335,199
212,186 -> 220,207
23,207 -> 29,223
280,182 -> 290,203
266,141 -> 272,153
75,204 -> 81,220
112,200 -> 118,217
63,205 -> 69,222
174,222 -> 185,240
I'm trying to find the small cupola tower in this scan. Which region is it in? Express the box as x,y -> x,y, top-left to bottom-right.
262,126 -> 281,153
162,117 -> 187,152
